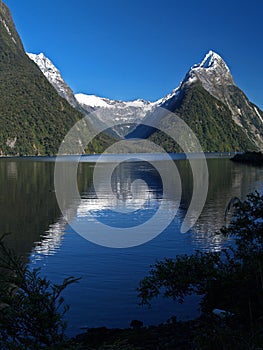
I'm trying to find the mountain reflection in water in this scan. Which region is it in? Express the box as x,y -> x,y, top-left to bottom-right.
1,157 -> 262,334
29,157 -> 263,258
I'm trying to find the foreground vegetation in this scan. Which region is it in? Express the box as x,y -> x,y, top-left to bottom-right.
0,235 -> 80,349
0,192 -> 263,349
137,191 -> 263,349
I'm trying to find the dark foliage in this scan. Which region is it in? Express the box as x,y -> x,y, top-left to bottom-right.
0,3 -> 113,156
149,82 -> 257,152
0,235 -> 80,349
138,191 -> 263,347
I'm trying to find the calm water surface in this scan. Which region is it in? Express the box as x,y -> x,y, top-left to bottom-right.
1,156 -> 263,336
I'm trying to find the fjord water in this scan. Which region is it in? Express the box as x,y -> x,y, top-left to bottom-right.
1,157 -> 263,335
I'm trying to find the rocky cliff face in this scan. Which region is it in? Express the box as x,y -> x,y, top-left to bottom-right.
178,51 -> 263,149
128,51 -> 263,152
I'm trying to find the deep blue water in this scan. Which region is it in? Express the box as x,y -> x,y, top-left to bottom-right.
1,156 -> 262,336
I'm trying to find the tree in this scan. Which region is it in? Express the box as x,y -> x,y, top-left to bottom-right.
138,191 -> 263,347
0,235 -> 80,349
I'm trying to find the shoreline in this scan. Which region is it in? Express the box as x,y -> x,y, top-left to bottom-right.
70,316 -> 201,349
230,151 -> 263,165
0,152 -> 237,163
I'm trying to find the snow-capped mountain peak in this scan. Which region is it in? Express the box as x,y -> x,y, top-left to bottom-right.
196,50 -> 230,71
27,53 -> 61,82
177,50 -> 235,105
151,51 -> 234,112
186,50 -> 234,86
27,52 -> 79,108
29,50 -> 248,140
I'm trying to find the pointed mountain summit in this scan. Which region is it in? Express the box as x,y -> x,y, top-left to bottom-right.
158,50 -> 235,111
180,51 -> 263,150
27,40 -> 263,152
129,50 -> 263,152
185,50 -> 235,92
192,50 -> 231,72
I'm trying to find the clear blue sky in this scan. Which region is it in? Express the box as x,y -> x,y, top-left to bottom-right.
4,0 -> 263,109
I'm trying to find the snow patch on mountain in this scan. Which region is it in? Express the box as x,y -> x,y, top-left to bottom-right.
75,94 -> 113,108
75,93 -> 157,137
154,88 -> 180,108
0,16 -> 16,43
254,107 -> 263,124
75,93 -> 154,110
28,53 -> 62,85
27,53 -> 79,108
198,50 -> 230,72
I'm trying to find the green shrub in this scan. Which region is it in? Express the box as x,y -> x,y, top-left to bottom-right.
138,191 -> 263,347
0,235 -> 80,349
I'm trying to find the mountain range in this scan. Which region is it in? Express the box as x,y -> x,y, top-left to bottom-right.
1,1 -> 263,155
27,52 -> 157,138
28,50 -> 263,153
